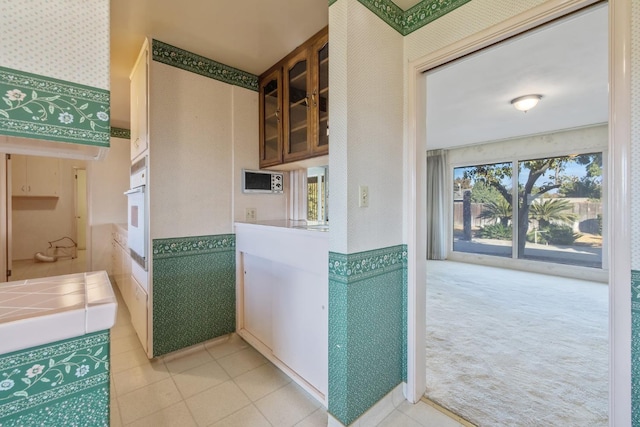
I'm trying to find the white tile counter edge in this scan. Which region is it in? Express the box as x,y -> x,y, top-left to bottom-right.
0,271 -> 118,355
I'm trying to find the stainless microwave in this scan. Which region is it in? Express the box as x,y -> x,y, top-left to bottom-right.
242,169 -> 284,194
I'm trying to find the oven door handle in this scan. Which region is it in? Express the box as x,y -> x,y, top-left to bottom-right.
124,186 -> 145,195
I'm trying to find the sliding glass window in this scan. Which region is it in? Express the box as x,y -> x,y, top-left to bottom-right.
452,153 -> 603,268
453,162 -> 513,258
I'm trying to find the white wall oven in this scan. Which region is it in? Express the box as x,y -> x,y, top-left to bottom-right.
125,157 -> 147,272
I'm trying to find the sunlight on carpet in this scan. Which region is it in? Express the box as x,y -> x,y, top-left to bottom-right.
426,261 -> 608,426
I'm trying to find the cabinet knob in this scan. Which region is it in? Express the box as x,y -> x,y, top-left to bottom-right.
275,109 -> 280,121
312,90 -> 317,107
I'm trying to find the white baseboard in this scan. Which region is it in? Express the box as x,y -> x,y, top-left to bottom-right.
327,383 -> 405,426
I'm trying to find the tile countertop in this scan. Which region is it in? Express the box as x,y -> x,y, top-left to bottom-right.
0,271 -> 117,355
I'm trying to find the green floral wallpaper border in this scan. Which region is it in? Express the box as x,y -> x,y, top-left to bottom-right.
356,0 -> 405,34
0,330 -> 109,426
632,270 -> 640,426
330,0 -> 472,36
153,234 -> 236,357
328,245 -> 407,425
403,0 -> 472,34
152,40 -> 259,92
153,234 -> 236,259
329,244 -> 407,283
0,66 -> 110,147
110,126 -> 130,139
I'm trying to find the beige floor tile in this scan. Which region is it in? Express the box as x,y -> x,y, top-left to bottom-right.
377,410 -> 423,427
111,332 -> 144,355
110,398 -> 123,427
111,346 -> 150,373
209,404 -> 271,427
185,380 -> 251,426
126,402 -> 198,427
217,346 -> 267,378
113,359 -> 170,395
205,334 -> 249,360
164,346 -> 214,374
255,382 -> 321,427
110,323 -> 136,340
294,408 -> 329,427
115,310 -> 132,326
234,363 -> 291,401
172,359 -> 230,398
397,401 -> 465,427
117,378 -> 183,424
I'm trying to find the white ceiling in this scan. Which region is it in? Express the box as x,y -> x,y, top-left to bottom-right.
426,4 -> 608,150
109,0 -> 329,128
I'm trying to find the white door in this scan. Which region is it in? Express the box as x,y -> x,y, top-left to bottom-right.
75,169 -> 87,250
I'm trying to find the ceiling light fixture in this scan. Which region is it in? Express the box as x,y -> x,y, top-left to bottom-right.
510,94 -> 542,113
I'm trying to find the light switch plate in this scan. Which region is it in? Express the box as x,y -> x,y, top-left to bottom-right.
359,185 -> 369,208
245,208 -> 257,221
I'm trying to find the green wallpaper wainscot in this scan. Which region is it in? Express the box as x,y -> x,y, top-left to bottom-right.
328,245 -> 407,425
0,330 -> 110,427
153,234 -> 236,356
632,270 -> 640,426
0,66 -> 110,147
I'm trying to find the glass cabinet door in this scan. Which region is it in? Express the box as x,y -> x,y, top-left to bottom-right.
315,37 -> 329,153
284,50 -> 312,161
259,68 -> 282,167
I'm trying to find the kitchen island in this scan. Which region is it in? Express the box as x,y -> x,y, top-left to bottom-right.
0,271 -> 117,426
235,221 -> 328,405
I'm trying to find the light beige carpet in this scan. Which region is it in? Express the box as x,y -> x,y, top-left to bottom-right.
426,261 -> 608,426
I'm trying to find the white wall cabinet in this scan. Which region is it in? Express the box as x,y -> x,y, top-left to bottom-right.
11,155 -> 60,197
111,224 -> 148,352
130,40 -> 149,162
111,225 -> 130,300
243,254 -> 273,349
129,276 -> 148,354
236,222 -> 328,404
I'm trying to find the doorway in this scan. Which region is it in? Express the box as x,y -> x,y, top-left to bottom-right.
405,0 -> 632,425
75,168 -> 87,250
423,6 -> 609,424
8,154 -> 87,281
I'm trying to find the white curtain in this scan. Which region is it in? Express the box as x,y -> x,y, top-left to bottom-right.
427,150 -> 447,260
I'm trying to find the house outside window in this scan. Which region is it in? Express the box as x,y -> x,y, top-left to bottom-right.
452,152 -> 603,269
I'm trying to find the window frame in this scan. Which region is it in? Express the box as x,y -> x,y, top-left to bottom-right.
447,144 -> 608,281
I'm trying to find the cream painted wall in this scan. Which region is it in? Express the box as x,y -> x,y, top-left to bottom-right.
631,1 -> 640,270
404,0 -> 546,64
232,86 -> 287,222
12,157 -> 86,260
329,0 -> 405,254
0,0 -> 109,90
447,124 -> 608,166
148,61 -> 287,239
87,137 -> 129,272
149,61 -> 233,238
